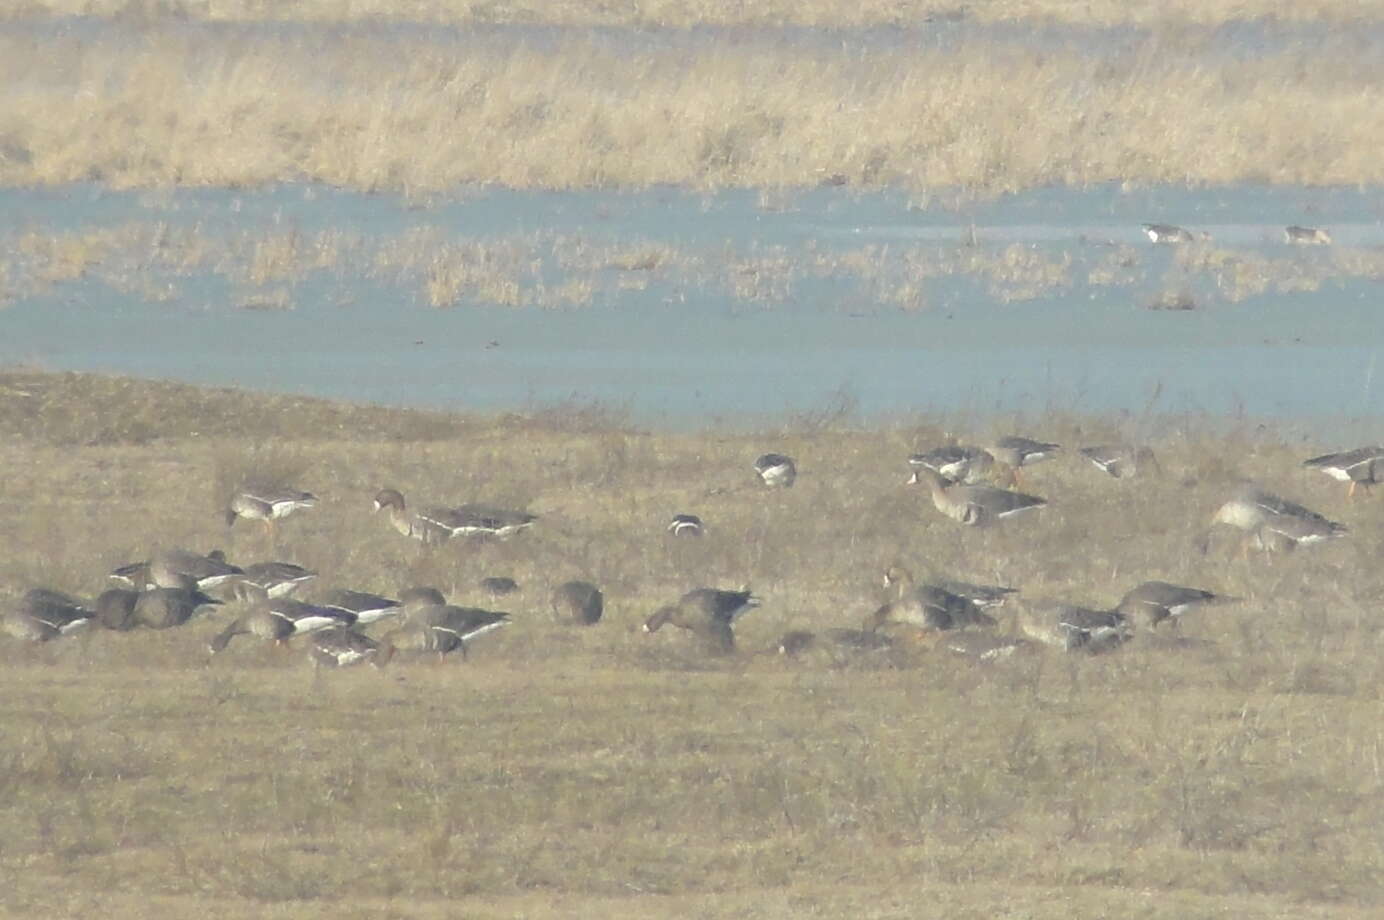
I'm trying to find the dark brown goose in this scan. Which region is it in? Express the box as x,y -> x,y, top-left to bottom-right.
644,587 -> 760,653
552,581 -> 603,626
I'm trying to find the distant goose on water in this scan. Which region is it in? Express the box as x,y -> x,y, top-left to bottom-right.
644,587 -> 760,653
1303,446 -> 1384,498
1142,223 -> 1204,244
754,454 -> 797,488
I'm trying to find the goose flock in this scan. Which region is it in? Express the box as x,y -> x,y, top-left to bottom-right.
3,440 -> 1376,666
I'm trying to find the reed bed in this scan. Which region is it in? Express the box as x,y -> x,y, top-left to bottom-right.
1,371 -> 1382,918
0,26 -> 1379,194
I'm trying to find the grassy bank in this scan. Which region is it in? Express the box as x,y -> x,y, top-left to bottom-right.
1,371 -> 1382,917
0,26 -> 1378,194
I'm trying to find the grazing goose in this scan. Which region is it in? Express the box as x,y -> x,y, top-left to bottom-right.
1018,602 -> 1131,653
4,589 -> 93,642
236,561 -> 318,598
985,436 -> 1060,485
226,487 -> 318,535
134,577 -> 222,630
319,589 -> 402,626
884,566 -> 1019,610
378,609 -> 510,663
1078,445 -> 1159,479
373,489 -> 538,544
307,627 -> 381,668
777,628 -> 893,657
1115,581 -> 1232,630
1285,225 -> 1331,245
667,513 -> 705,536
644,587 -> 760,653
1201,484 -> 1346,556
939,632 -> 1036,662
149,548 -> 244,591
1303,446 -> 1384,498
95,588 -> 140,631
908,466 -> 1046,527
867,569 -> 996,635
209,597 -> 354,652
754,454 -> 797,488
479,576 -> 520,597
1142,223 -> 1201,244
907,445 -> 995,486
552,581 -> 603,625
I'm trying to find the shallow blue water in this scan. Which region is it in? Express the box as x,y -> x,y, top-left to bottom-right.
2,183 -> 1382,434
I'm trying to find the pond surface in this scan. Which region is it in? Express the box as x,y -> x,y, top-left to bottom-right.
2,182 -> 1382,434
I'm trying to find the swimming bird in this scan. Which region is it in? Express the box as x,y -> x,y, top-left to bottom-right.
226,486 -> 318,536
208,597 -> 354,652
1142,223 -> 1201,244
306,627 -> 381,668
1017,602 -> 1131,653
552,581 -> 603,625
318,589 -> 402,625
1303,446 -> 1384,498
1201,484 -> 1347,556
907,445 -> 994,485
754,454 -> 797,488
1078,445 -> 1160,479
3,589 -> 93,642
644,587 -> 760,653
667,513 -> 705,536
1114,581 -> 1232,630
907,465 -> 1046,527
373,489 -> 538,544
1285,225 -> 1331,245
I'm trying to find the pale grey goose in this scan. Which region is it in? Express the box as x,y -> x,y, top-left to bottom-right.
378,608 -> 510,663
373,489 -> 538,544
148,548 -> 244,591
1285,225 -> 1331,245
1017,602 -> 1131,653
226,487 -> 318,535
908,466 -> 1046,526
306,627 -> 381,668
884,566 -> 1018,610
318,589 -> 402,626
1078,445 -> 1159,479
1201,484 -> 1346,556
1115,581 -> 1233,630
867,567 -> 996,635
907,445 -> 995,486
644,587 -> 760,653
552,581 -> 603,625
209,597 -> 354,652
4,589 -> 93,642
1303,447 -> 1384,498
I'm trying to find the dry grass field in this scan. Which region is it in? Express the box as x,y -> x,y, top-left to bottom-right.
0,21 -> 1379,193
2,370 -> 1382,918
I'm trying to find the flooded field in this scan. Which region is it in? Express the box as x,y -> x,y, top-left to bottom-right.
2,182 -> 1382,430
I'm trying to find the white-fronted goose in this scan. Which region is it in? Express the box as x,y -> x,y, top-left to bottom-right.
4,589 -> 93,642
373,489 -> 538,544
1303,447 -> 1384,498
307,627 -> 380,668
95,588 -> 140,631
1202,484 -> 1347,556
209,597 -> 354,652
868,568 -> 996,635
754,454 -> 797,488
319,589 -> 402,625
908,445 -> 995,486
1143,223 -> 1201,244
667,513 -> 705,536
135,578 -> 222,630
884,565 -> 1017,610
1115,581 -> 1232,630
1017,602 -> 1131,653
378,608 -> 510,663
552,581 -> 603,625
986,436 -> 1060,484
237,561 -> 317,598
908,466 -> 1046,526
480,576 -> 520,597
226,487 -> 318,535
1285,225 -> 1331,245
1078,445 -> 1159,479
644,587 -> 760,653
149,548 -> 244,590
